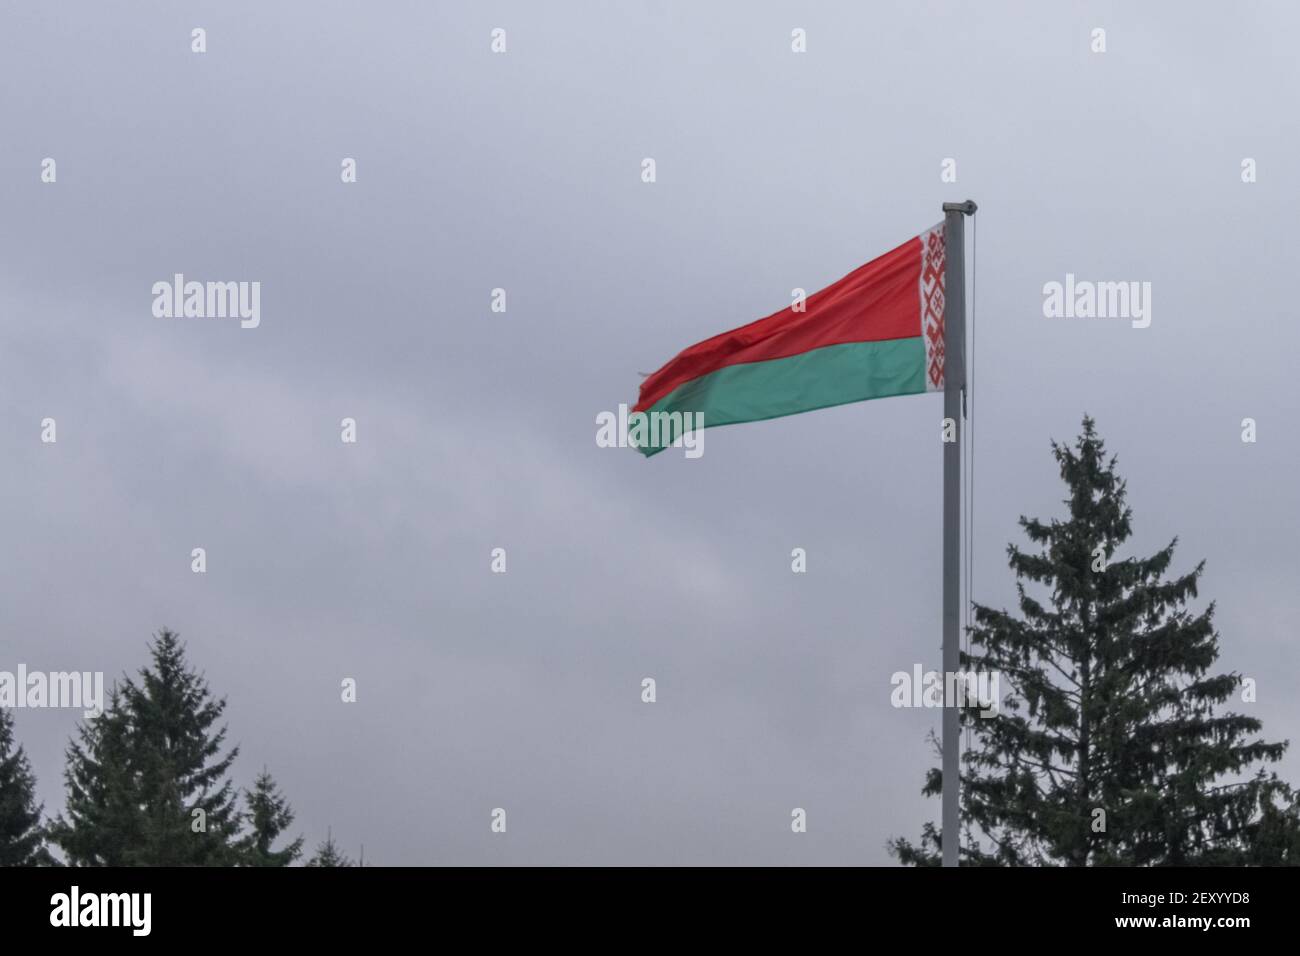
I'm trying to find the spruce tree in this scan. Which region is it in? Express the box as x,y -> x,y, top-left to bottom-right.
238,769 -> 303,866
53,629 -> 242,865
49,689 -> 139,865
305,829 -> 354,867
891,417 -> 1300,865
0,708 -> 52,865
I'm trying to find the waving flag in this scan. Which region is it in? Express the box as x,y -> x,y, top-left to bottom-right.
631,224 -> 947,456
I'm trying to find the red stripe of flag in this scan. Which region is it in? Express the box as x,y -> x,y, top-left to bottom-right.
635,233 -> 925,413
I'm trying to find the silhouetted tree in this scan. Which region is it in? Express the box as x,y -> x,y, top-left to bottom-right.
305,829 -> 354,867
52,630 -> 242,865
238,769 -> 303,866
892,417 -> 1300,865
0,708 -> 53,865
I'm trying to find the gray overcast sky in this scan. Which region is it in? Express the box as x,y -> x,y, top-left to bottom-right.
2,1 -> 1297,864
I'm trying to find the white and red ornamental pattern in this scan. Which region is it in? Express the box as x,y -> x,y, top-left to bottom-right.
919,222 -> 946,391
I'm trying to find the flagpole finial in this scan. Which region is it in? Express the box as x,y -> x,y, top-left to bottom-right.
942,199 -> 978,215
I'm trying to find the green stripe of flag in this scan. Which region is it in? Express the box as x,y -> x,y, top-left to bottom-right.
635,336 -> 926,456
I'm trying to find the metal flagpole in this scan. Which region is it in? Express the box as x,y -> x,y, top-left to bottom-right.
941,199 -> 976,867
